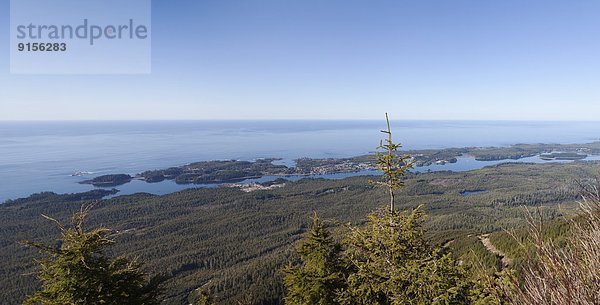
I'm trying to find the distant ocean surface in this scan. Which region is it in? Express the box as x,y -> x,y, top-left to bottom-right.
2,120 -> 600,203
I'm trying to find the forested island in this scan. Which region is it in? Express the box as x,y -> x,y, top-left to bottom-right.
79,174 -> 133,186
539,152 -> 587,160
140,158 -> 293,184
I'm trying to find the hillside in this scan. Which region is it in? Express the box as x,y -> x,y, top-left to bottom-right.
1,161 -> 597,304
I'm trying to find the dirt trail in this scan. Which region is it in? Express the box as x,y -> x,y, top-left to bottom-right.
479,234 -> 513,268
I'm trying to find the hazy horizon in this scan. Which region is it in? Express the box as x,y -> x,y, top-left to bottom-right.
3,118 -> 600,122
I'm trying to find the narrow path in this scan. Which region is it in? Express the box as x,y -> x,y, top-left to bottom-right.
478,234 -> 513,268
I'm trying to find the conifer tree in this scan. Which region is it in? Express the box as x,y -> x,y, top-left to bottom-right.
340,207 -> 471,305
340,114 -> 471,304
284,114 -> 480,305
283,212 -> 346,305
22,205 -> 162,305
372,113 -> 414,213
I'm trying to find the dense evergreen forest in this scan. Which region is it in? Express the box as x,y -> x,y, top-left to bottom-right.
1,160 -> 597,304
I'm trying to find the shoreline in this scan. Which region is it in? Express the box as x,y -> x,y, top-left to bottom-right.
4,141 -> 600,203
76,141 -> 600,187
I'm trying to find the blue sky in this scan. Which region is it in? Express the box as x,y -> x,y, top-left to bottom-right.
1,0 -> 600,120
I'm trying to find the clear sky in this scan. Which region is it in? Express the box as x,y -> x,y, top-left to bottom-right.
1,0 -> 600,120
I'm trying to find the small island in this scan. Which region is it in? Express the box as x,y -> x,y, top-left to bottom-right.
539,152 -> 587,160
79,174 -> 133,187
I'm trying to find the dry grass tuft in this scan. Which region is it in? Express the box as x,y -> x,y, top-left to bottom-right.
502,181 -> 600,305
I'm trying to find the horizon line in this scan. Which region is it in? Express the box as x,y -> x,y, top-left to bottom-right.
2,118 -> 600,123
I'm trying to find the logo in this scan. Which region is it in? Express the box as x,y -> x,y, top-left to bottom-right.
10,0 -> 152,74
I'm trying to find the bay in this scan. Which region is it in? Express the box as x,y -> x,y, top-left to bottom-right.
2,120 -> 600,202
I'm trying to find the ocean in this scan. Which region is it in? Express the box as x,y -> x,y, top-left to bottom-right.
2,120 -> 600,202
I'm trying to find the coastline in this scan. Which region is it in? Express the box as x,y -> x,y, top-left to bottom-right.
4,141 -> 600,203
76,141 -> 600,186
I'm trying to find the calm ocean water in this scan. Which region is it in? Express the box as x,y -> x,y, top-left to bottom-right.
2,120 -> 600,202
